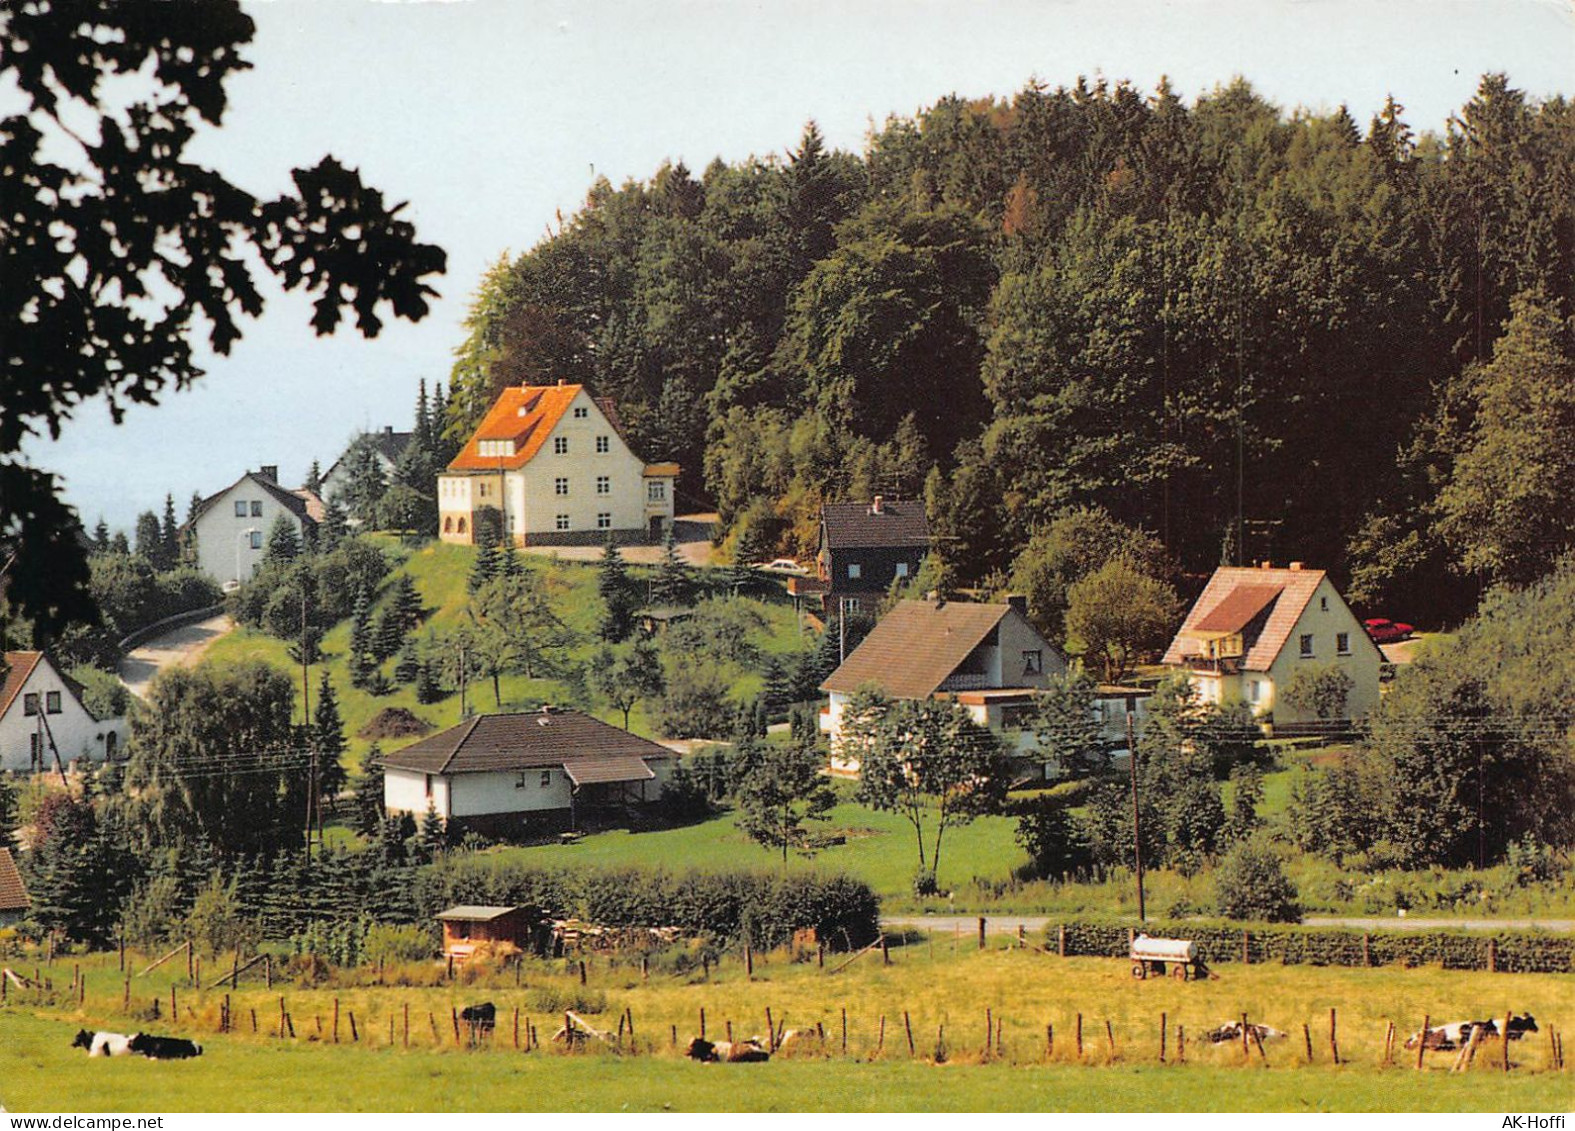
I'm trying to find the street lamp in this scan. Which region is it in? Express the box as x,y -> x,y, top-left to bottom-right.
235,526 -> 259,586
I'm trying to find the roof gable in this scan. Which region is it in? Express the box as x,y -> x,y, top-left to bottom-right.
821,600 -> 1053,699
381,708 -> 675,775
0,652 -> 90,722
447,384 -> 617,472
821,500 -> 930,551
1163,566 -> 1332,670
190,472 -> 314,527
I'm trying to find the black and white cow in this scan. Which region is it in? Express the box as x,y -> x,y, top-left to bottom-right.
460,1002 -> 496,1041
1406,1014 -> 1537,1052
71,1029 -> 136,1057
126,1033 -> 202,1059
685,1036 -> 770,1062
1207,1021 -> 1288,1045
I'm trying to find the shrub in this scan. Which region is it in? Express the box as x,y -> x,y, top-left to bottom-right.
364,923 -> 439,964
1215,841 -> 1302,922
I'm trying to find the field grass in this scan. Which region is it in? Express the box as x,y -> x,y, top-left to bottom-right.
2,945 -> 1570,1112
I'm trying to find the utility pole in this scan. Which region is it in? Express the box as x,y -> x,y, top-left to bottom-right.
1126,704 -> 1146,923
302,587 -> 317,860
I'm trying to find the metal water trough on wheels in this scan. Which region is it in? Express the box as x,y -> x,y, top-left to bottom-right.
1130,933 -> 1209,980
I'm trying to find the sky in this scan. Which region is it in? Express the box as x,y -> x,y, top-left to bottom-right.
17,0 -> 1575,534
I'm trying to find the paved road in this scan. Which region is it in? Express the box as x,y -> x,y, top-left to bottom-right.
884,914 -> 1575,936
117,613 -> 234,699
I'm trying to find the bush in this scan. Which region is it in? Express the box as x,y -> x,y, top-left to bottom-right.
1012,796 -> 1091,880
364,923 -> 439,964
1215,841 -> 1302,922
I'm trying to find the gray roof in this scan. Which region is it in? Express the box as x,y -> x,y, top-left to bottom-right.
190,471 -> 316,527
381,708 -> 674,775
435,905 -> 526,922
822,500 -> 930,550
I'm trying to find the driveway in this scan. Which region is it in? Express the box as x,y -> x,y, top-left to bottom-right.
519,513 -> 718,567
117,613 -> 234,699
883,914 -> 1575,936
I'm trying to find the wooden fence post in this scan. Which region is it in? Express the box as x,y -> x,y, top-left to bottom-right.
904,1011 -> 915,1056
1242,929 -> 1250,965
1076,1012 -> 1083,1058
841,1008 -> 847,1054
1160,1012 -> 1167,1063
333,997 -> 340,1044
881,936 -> 890,966
744,945 -> 753,978
1362,932 -> 1371,967
1058,924 -> 1067,957
978,916 -> 986,950
1502,1011 -> 1511,1073
1330,1008 -> 1340,1065
1303,1022 -> 1313,1063
1487,937 -> 1497,973
348,1011 -> 358,1042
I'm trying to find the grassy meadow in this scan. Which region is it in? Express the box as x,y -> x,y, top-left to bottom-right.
2,943 -> 1570,1112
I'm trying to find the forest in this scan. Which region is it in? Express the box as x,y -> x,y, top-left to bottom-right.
444,73 -> 1575,625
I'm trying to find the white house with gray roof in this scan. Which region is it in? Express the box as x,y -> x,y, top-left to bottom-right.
187,467 -> 322,586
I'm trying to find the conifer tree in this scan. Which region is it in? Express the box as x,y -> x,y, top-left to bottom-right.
159,493 -> 180,568
304,460 -> 323,493
415,658 -> 442,704
313,671 -> 348,803
91,518 -> 110,553
650,526 -> 691,607
319,497 -> 349,550
468,540 -> 502,594
0,773 -> 18,850
596,538 -> 640,642
372,603 -> 406,663
352,743 -> 386,837
348,589 -> 376,688
389,573 -> 425,631
416,799 -> 447,860
264,512 -> 301,567
133,510 -> 162,563
394,639 -> 422,684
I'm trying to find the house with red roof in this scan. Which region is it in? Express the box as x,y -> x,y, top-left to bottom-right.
0,651 -> 126,773
1161,562 -> 1382,728
437,382 -> 677,547
0,848 -> 29,927
381,706 -> 677,837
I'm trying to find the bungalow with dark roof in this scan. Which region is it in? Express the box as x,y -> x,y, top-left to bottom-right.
1162,562 -> 1382,728
0,651 -> 126,773
381,706 -> 677,836
819,597 -> 1068,775
187,467 -> 321,586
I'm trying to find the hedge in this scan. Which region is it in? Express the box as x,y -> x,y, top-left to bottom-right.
413,859 -> 881,951
1044,917 -> 1575,974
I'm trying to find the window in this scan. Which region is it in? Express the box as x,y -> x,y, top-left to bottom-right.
1022,650 -> 1043,676
477,481 -> 488,498
554,436 -> 569,455
1248,680 -> 1260,703
554,478 -> 569,496
1336,632 -> 1351,655
1299,633 -> 1314,657
555,514 -> 570,531
45,691 -> 61,714
596,475 -> 610,495
23,692 -> 39,717
540,770 -> 552,788
597,512 -> 612,530
250,501 -> 262,517
840,597 -> 862,615
573,406 -> 589,419
894,561 -> 909,579
1320,596 -> 1329,611
596,435 -> 610,454
647,481 -> 666,502
250,530 -> 263,550
233,501 -> 247,517
515,772 -> 529,790
847,563 -> 862,580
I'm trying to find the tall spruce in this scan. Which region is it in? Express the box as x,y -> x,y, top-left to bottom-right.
313,671 -> 348,804
650,526 -> 691,607
596,538 -> 640,641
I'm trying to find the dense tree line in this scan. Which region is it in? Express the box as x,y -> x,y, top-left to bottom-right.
446,75 -> 1574,623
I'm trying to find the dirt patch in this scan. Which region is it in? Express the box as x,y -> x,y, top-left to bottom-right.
358,707 -> 434,740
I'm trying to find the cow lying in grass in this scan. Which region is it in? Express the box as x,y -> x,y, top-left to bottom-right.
1206,1021 -> 1288,1045
1405,1014 -> 1538,1052
685,1036 -> 770,1062
126,1034 -> 202,1060
71,1030 -> 134,1057
775,1028 -> 824,1057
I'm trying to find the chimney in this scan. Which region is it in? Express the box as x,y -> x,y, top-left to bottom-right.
871,495 -> 884,515
1006,594 -> 1028,618
1259,560 -> 1272,570
1288,561 -> 1304,571
259,465 -> 279,483
384,425 -> 394,436
557,378 -> 566,387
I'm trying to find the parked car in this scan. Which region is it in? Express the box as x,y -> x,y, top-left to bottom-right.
756,558 -> 808,574
1363,617 -> 1415,644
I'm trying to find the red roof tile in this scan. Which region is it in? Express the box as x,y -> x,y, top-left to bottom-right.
1163,566 -> 1328,670
0,848 -> 29,913
0,652 -> 42,720
446,384 -> 582,472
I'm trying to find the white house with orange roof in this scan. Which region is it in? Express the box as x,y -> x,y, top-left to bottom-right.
0,651 -> 126,773
437,381 -> 677,547
1161,562 -> 1382,728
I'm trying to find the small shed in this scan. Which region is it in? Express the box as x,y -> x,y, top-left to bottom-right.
0,848 -> 30,928
434,904 -> 542,961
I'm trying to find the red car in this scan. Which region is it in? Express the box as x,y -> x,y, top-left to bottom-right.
1363,618 -> 1415,644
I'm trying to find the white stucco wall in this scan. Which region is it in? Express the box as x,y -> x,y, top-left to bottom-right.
519,391 -> 647,537
449,768 -> 573,817
1263,577 -> 1383,725
0,657 -> 124,772
383,767 -> 450,818
193,477 -> 307,585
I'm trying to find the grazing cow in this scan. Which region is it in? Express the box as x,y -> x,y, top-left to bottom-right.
460,1002 -> 497,1036
71,1029 -> 135,1058
1206,1021 -> 1288,1045
684,1036 -> 770,1063
126,1033 -> 202,1060
1503,1014 -> 1538,1041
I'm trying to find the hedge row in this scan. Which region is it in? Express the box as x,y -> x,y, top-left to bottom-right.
1045,918 -> 1575,974
414,860 -> 881,952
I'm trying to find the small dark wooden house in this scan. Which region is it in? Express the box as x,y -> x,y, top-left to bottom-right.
813,496 -> 930,620
435,905 -> 544,961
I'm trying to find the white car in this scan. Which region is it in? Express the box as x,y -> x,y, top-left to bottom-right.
756,558 -> 808,574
